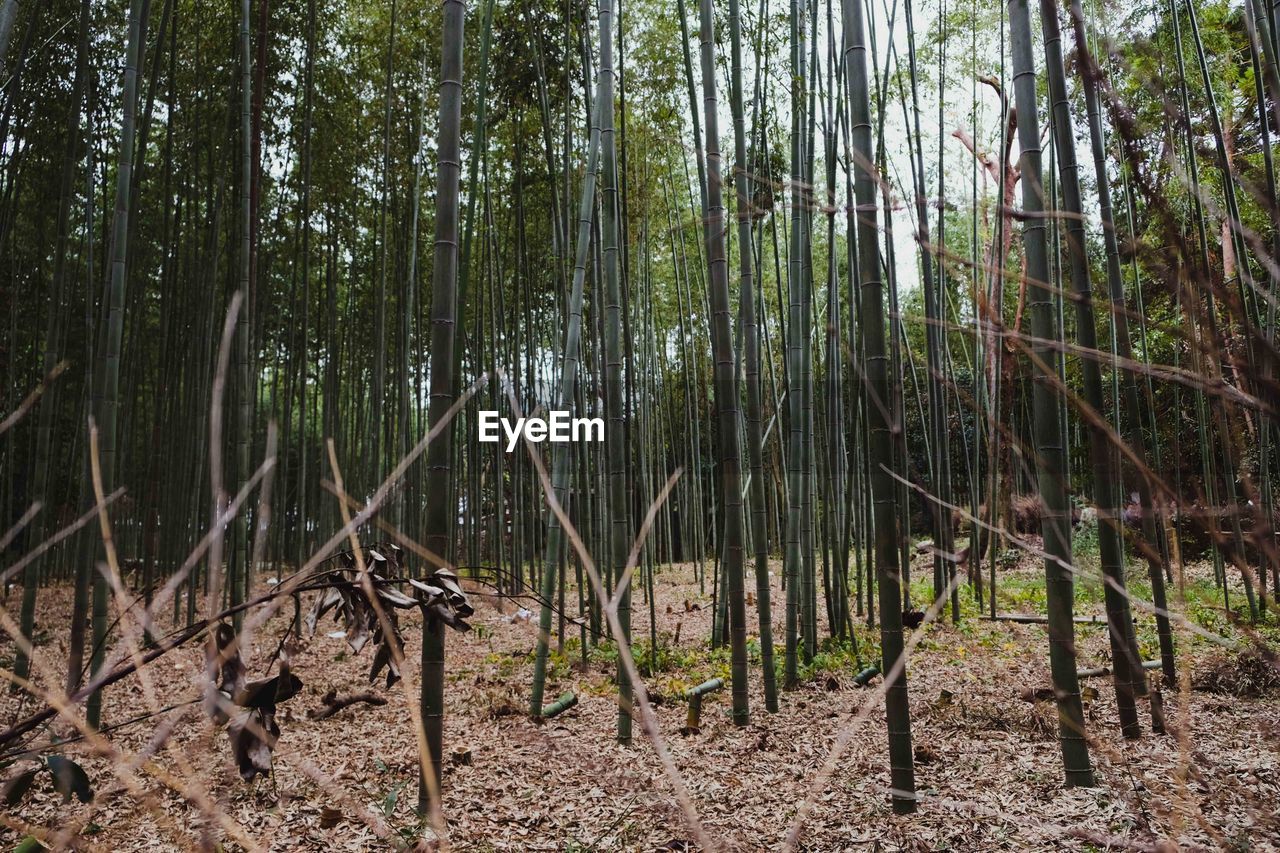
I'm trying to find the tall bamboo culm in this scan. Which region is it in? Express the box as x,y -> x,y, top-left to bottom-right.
697,0 -> 750,726
529,91 -> 603,716
732,0 -> 778,712
88,0 -> 149,729
1039,0 -> 1146,738
1066,0 -> 1177,688
1008,0 -> 1094,787
420,0 -> 466,813
596,0 -> 633,745
843,0 -> 916,813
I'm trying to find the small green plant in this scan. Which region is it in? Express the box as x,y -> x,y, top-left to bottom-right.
381,779 -> 406,818
797,637 -> 867,683
1,754 -> 94,806
1073,514 -> 1099,559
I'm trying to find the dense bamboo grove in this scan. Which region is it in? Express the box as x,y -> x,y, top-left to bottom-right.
3,0 -> 1280,846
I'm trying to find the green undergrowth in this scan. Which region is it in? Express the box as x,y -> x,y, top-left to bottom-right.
906,547 -> 1280,658
515,553 -> 1279,704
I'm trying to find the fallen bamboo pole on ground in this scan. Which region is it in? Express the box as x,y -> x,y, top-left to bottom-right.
986,612 -> 1124,625
1077,660 -> 1163,679
541,691 -> 578,719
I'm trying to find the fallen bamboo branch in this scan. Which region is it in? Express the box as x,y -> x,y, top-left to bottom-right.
0,618 -> 215,750
309,690 -> 388,720
0,564 -> 400,751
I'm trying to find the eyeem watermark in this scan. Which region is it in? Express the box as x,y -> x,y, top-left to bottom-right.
478,410 -> 604,452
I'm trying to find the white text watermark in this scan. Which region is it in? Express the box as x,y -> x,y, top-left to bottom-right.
477,410 -> 604,452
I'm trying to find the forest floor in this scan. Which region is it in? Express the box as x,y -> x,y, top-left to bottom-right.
3,542 -> 1280,852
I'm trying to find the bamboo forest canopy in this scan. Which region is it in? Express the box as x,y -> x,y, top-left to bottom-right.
4,0 -> 1280,845
4,0 -> 1274,524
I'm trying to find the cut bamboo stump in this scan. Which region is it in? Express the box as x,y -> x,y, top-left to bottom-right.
683,677 -> 725,731
852,663 -> 880,686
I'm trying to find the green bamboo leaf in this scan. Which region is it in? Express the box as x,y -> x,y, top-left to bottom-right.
381,781 -> 402,818
1,767 -> 40,806
13,835 -> 48,853
46,756 -> 92,803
